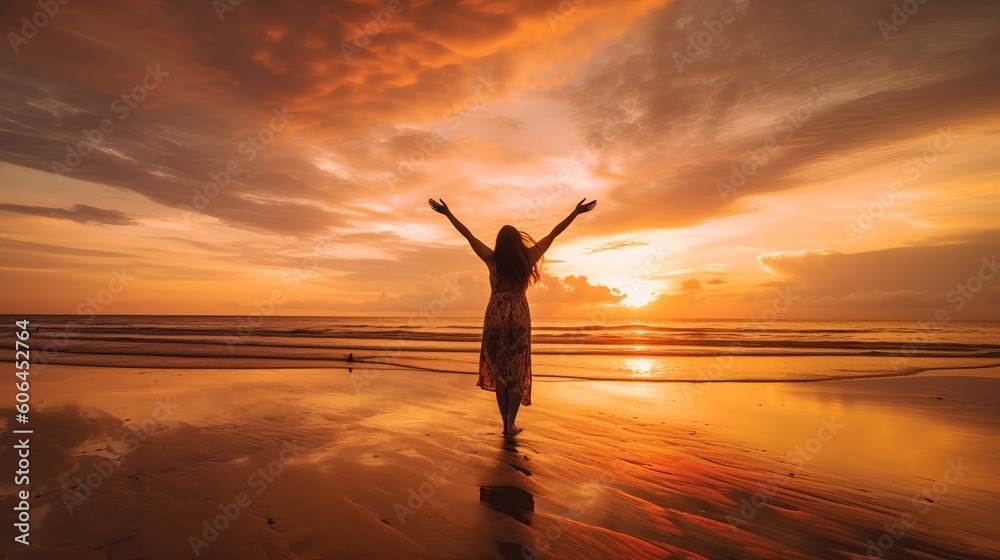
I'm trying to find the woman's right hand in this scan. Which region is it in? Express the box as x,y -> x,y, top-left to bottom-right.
573,198 -> 597,215
428,198 -> 450,216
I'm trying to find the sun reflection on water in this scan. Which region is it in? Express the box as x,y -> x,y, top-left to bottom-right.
623,357 -> 659,379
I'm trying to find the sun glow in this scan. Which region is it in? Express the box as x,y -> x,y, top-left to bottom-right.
618,282 -> 656,307
622,357 -> 657,378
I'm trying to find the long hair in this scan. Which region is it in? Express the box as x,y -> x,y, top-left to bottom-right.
494,225 -> 542,289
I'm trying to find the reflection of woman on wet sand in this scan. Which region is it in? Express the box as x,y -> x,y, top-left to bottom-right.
429,197 -> 597,436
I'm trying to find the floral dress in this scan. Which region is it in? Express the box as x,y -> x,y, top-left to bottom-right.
477,261 -> 533,405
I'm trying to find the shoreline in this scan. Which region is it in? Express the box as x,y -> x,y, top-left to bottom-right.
2,365 -> 998,559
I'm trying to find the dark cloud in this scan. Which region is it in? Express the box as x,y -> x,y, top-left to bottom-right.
0,203 -> 136,225
756,231 -> 1000,318
758,238 -> 999,298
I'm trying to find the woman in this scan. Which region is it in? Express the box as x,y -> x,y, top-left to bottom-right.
428,197 -> 597,435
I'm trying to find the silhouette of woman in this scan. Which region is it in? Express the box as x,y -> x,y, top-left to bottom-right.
429,197 -> 597,435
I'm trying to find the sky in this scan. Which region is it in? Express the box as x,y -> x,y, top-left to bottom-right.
1,0 -> 998,319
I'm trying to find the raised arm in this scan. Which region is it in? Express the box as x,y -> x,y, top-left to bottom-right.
535,198 -> 597,254
428,198 -> 494,262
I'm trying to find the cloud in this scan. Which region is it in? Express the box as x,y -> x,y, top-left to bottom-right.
0,203 -> 137,225
488,116 -> 528,131
0,239 -> 139,259
0,0 -> 649,237
565,0 -> 1000,234
681,278 -> 701,291
758,241 -> 997,298
297,268 -> 627,315
583,237 -> 650,254
530,273 -> 627,308
756,231 -> 1000,318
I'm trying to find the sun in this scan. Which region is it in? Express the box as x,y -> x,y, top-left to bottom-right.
617,281 -> 657,307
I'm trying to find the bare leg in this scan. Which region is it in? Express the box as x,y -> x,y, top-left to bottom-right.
495,383 -> 509,433
506,386 -> 522,434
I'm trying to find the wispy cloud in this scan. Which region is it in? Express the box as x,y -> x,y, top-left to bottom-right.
583,238 -> 650,254
0,203 -> 137,225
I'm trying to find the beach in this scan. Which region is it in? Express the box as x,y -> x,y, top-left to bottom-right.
3,360 -> 998,559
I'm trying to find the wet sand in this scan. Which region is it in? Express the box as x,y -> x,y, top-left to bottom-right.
1,365 -> 998,559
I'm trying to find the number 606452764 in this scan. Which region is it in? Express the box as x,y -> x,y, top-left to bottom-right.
15,319 -> 31,417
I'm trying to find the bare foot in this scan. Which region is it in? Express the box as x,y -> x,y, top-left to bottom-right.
507,424 -> 523,435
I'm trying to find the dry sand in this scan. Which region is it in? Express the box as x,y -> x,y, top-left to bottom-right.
2,365 -> 999,559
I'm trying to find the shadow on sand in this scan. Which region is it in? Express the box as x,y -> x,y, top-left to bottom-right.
479,434 -> 536,559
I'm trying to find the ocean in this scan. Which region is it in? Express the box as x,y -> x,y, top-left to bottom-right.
5,315 -> 999,382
